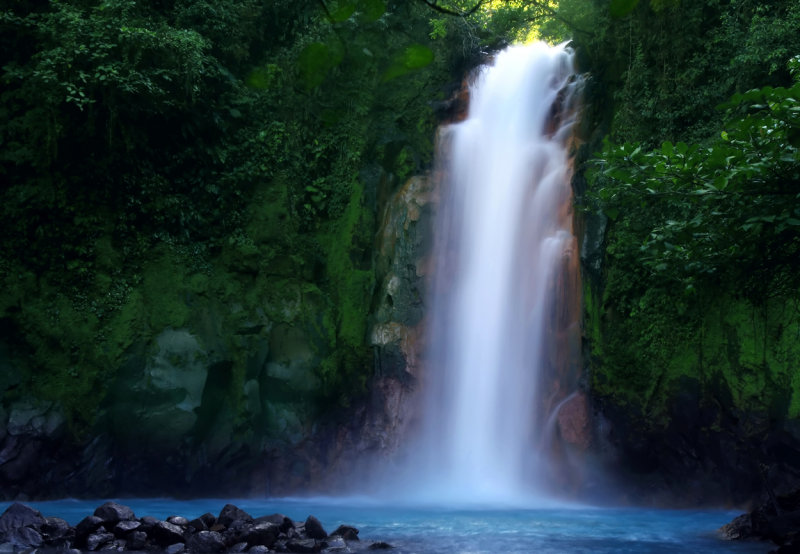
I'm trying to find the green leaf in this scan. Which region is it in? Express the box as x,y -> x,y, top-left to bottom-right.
297,42 -> 342,89
330,1 -> 357,22
610,0 -> 639,18
357,0 -> 385,22
382,44 -> 434,82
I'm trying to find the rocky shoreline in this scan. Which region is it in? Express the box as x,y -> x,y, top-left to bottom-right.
0,501 -> 390,553
720,489 -> 800,553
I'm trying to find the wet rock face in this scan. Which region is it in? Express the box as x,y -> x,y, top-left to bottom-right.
557,392 -> 591,450
0,502 -> 390,553
367,175 -> 438,452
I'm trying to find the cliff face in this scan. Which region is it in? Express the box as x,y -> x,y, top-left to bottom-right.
0,170 -> 435,500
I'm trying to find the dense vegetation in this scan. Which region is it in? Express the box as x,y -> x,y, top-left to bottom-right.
0,0 -> 492,435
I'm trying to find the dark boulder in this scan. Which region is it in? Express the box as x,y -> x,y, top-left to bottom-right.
304,515 -> 327,539
0,502 -> 45,533
85,530 -> 114,551
113,519 -> 141,537
94,502 -> 135,524
719,513 -> 753,540
331,524 -> 359,541
255,513 -> 293,533
75,515 -> 104,543
186,530 -> 226,553
127,530 -> 148,550
168,515 -> 190,526
286,538 -> 321,553
3,526 -> 43,548
217,504 -> 253,527
242,521 -> 279,547
42,516 -> 72,543
368,541 -> 393,549
149,520 -> 186,546
187,516 -> 208,532
248,546 -> 270,554
324,536 -> 347,551
164,542 -> 186,554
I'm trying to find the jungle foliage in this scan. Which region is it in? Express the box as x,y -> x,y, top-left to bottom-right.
0,0 -> 512,432
569,0 -> 800,424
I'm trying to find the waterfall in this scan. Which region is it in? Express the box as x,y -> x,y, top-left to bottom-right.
394,42 -> 582,505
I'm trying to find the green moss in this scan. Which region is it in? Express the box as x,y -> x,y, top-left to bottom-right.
140,249 -> 191,330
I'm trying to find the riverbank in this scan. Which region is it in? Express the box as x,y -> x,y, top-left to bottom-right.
0,501 -> 387,553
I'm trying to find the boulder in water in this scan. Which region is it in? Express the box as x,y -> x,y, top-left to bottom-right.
304,515 -> 327,539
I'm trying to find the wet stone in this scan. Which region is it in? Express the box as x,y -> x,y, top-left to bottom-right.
248,546 -> 270,554
304,515 -> 327,540
187,517 -> 208,532
286,538 -> 321,553
0,502 -> 45,533
150,520 -> 186,546
256,513 -> 293,533
5,526 -> 43,548
168,516 -> 190,526
75,515 -> 104,541
186,530 -> 226,553
99,538 -> 127,551
368,541 -> 393,550
243,522 -> 279,547
127,530 -> 148,550
324,536 -> 347,551
217,504 -> 253,527
113,519 -> 141,537
331,525 -> 359,541
165,542 -> 186,554
42,516 -> 72,541
94,502 -> 135,524
86,531 -> 114,551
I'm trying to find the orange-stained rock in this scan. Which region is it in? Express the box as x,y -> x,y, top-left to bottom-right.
557,392 -> 591,450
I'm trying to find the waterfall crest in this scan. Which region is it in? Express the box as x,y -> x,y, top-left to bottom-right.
392,42 -> 582,505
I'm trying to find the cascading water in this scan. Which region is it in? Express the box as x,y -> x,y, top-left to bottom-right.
394,42 -> 583,505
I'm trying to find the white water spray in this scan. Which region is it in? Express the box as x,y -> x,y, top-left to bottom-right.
395,42 -> 581,505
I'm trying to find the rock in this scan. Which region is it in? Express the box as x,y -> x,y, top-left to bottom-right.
86,531 -> 115,551
94,501 -> 136,523
255,513 -> 293,533
42,516 -> 72,542
186,530 -> 226,553
168,515 -> 190,526
242,521 -> 280,547
150,520 -> 186,546
719,513 -> 753,540
0,502 -> 45,533
248,546 -> 270,554
127,530 -> 148,550
187,516 -> 208,532
113,519 -> 141,537
100,538 -> 127,551
75,515 -> 104,542
286,538 -> 321,553
228,541 -> 249,552
324,536 -> 348,551
217,504 -> 253,527
556,392 -> 591,450
165,543 -> 186,554
3,526 -> 43,548
331,525 -> 359,541
368,542 -> 393,550
304,515 -> 327,539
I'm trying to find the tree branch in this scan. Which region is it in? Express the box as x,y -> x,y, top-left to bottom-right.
417,0 -> 487,17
